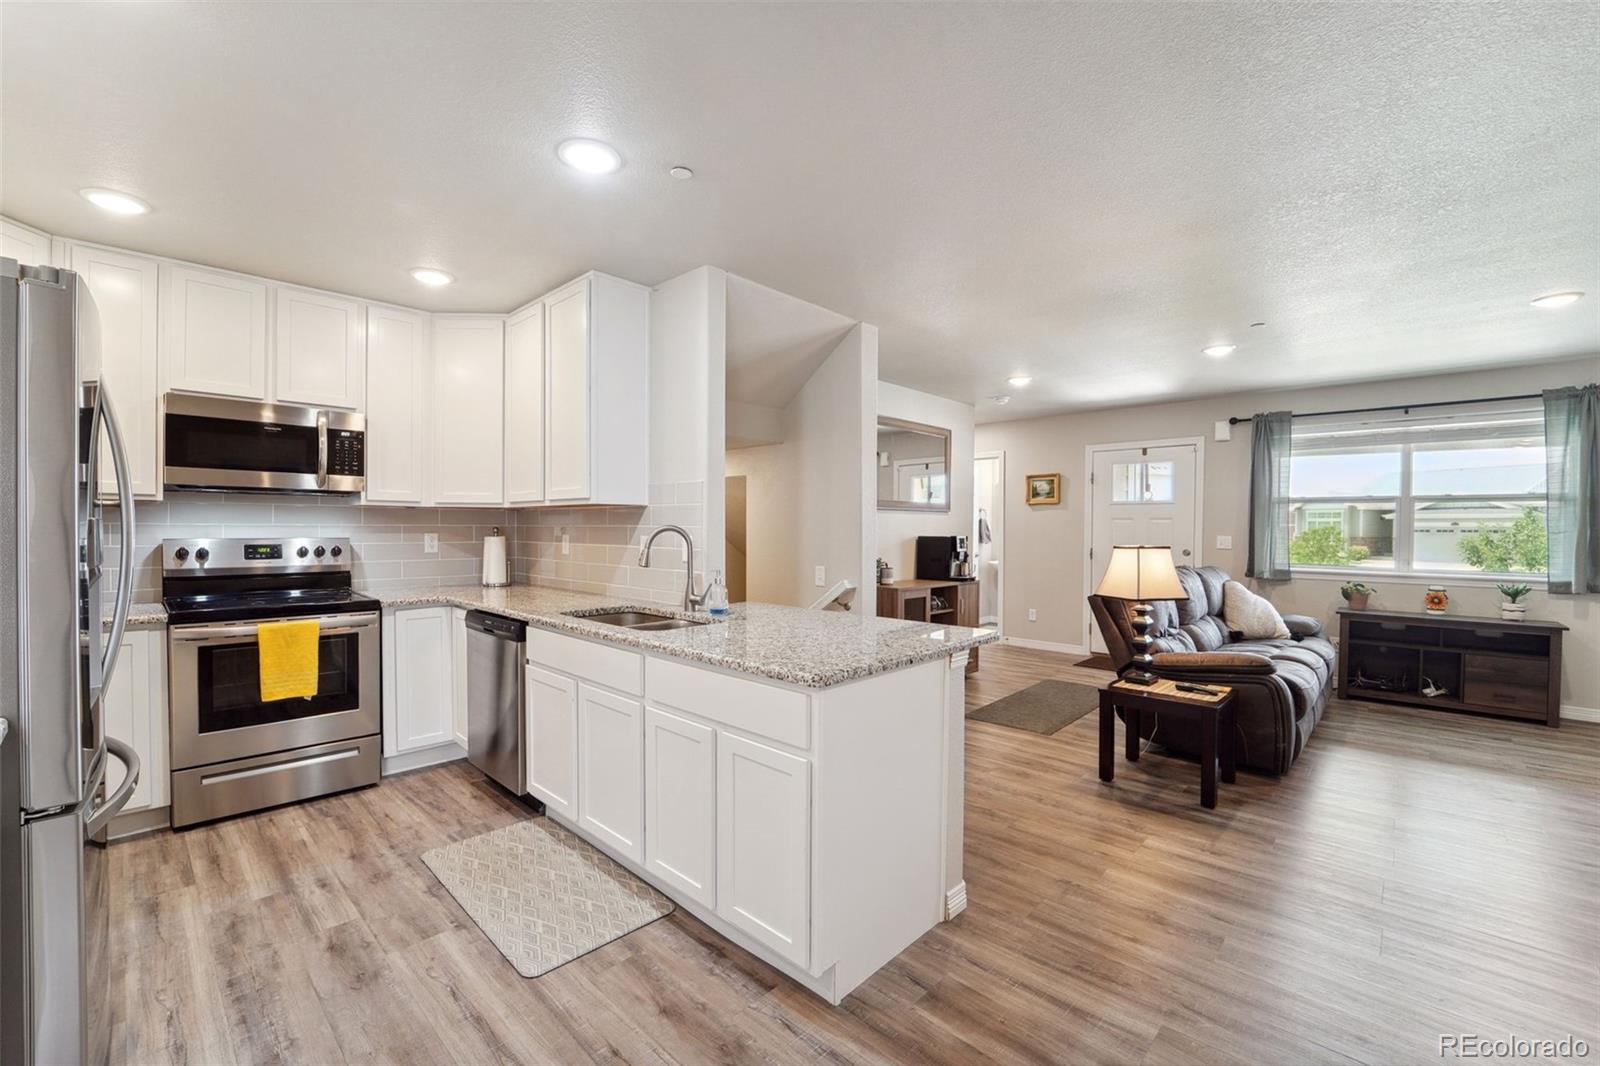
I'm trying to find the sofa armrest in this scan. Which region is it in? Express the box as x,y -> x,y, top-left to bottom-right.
1281,613 -> 1323,640
1152,651 -> 1277,675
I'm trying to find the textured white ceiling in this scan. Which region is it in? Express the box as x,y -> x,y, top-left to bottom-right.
3,3 -> 1596,421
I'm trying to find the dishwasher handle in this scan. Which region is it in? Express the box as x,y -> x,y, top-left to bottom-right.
465,610 -> 527,641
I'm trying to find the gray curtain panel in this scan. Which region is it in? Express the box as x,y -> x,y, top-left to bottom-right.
1544,384 -> 1600,595
1246,410 -> 1293,581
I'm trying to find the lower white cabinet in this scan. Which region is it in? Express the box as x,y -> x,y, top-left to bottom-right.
577,684 -> 644,862
644,707 -> 716,908
451,607 -> 469,748
102,628 -> 168,816
716,732 -> 811,967
383,607 -> 455,754
526,664 -> 579,820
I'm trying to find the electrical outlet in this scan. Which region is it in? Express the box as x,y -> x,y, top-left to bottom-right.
561,531 -> 570,556
815,565 -> 826,587
1028,608 -> 1038,622
423,532 -> 439,554
1216,534 -> 1233,550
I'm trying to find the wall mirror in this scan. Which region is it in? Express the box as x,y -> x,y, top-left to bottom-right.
877,417 -> 952,512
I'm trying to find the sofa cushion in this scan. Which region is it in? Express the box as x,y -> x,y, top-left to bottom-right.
1180,615 -> 1230,651
1223,580 -> 1290,639
1174,568 -> 1210,625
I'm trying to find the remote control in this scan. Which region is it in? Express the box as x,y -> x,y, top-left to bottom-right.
1175,682 -> 1219,695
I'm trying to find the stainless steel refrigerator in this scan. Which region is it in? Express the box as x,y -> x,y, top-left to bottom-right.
1,258 -> 140,1066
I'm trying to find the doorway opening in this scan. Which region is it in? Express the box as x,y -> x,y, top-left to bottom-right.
973,451 -> 1004,632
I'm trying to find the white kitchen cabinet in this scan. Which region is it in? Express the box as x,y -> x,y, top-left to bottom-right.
717,732 -> 811,968
383,607 -> 455,754
0,217 -> 53,268
162,263 -> 269,399
577,684 -> 644,863
644,706 -> 716,908
274,286 -> 365,409
69,243 -> 162,499
526,663 -> 579,820
451,607 -> 469,749
431,316 -> 505,505
503,300 -> 546,505
365,305 -> 430,504
102,628 -> 168,816
543,273 -> 649,505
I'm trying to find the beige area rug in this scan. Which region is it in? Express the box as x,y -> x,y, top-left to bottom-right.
422,818 -> 673,977
969,679 -> 1101,735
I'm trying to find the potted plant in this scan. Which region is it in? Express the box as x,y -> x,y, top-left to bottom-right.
1340,581 -> 1375,611
1497,583 -> 1532,621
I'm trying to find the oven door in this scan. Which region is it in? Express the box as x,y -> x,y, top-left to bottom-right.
168,611 -> 380,769
163,393 -> 364,494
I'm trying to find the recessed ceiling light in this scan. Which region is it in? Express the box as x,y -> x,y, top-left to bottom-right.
669,166 -> 694,180
1007,375 -> 1033,388
411,268 -> 454,287
1531,291 -> 1584,309
79,188 -> 149,215
557,138 -> 622,175
991,395 -> 1011,405
1202,344 -> 1237,358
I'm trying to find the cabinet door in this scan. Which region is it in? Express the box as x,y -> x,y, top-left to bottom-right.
274,287 -> 365,408
69,244 -> 162,499
645,707 -> 716,908
527,664 -> 579,820
451,608 -> 469,748
503,302 -> 546,504
545,280 -> 590,501
103,630 -> 163,814
389,608 -> 454,753
365,306 -> 429,503
716,733 -> 810,967
431,317 -> 505,505
577,684 -> 644,863
0,218 -> 53,268
161,263 -> 268,399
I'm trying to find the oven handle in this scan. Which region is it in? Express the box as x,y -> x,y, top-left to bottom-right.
316,409 -> 329,489
170,612 -> 379,642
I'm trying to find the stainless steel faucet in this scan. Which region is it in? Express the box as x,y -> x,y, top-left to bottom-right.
639,525 -> 705,612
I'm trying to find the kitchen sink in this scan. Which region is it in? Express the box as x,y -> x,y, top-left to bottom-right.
571,609 -> 715,631
629,618 -> 708,631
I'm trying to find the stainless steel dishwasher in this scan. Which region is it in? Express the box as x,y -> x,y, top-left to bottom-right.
465,610 -> 527,794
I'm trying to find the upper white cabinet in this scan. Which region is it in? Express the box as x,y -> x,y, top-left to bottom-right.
504,300 -> 546,505
543,272 -> 650,505
364,305 -> 430,504
0,218 -> 53,268
431,316 -> 505,505
161,263 -> 269,399
69,243 -> 162,499
274,287 -> 365,409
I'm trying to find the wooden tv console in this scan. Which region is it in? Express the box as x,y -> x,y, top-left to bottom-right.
1336,608 -> 1566,727
878,578 -> 981,674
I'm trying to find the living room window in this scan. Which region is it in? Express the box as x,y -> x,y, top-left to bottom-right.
1288,406 -> 1546,578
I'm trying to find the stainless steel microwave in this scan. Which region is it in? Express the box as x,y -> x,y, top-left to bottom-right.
163,393 -> 365,494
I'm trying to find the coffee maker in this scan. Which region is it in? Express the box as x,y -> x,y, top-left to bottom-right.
916,534 -> 975,581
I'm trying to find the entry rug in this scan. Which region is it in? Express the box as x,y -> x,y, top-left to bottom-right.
969,679 -> 1100,735
422,819 -> 673,977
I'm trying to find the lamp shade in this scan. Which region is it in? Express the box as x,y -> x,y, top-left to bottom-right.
1094,545 -> 1186,601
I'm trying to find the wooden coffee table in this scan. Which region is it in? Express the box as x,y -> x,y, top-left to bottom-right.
1098,677 -> 1236,808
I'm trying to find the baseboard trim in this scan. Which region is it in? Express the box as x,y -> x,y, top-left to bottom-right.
1562,704 -> 1600,723
945,880 -> 968,920
382,742 -> 467,776
1001,636 -> 1089,656
108,806 -> 171,841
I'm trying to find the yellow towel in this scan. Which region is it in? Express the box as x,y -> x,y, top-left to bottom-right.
257,619 -> 320,701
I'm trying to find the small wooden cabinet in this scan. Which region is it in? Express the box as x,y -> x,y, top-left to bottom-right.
877,579 -> 981,673
1337,608 -> 1566,726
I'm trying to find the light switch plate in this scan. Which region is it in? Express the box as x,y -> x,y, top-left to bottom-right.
423,533 -> 439,554
561,532 -> 571,555
1214,420 -> 1232,442
814,565 -> 826,587
1028,608 -> 1038,621
1216,534 -> 1233,550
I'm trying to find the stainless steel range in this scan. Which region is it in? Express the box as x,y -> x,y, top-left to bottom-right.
162,537 -> 381,828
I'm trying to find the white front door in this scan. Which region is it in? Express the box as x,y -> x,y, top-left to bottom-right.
1087,443 -> 1200,654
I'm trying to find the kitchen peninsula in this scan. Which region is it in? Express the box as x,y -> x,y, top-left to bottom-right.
378,583 -> 996,1004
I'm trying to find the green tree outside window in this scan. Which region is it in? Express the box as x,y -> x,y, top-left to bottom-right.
1289,525 -> 1372,566
1456,506 -> 1547,573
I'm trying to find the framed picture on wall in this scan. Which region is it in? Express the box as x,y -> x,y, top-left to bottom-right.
1026,472 -> 1061,506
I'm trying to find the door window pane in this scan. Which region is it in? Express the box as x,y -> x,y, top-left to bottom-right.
1111,461 -> 1174,503
1411,500 -> 1547,573
1289,501 -> 1396,567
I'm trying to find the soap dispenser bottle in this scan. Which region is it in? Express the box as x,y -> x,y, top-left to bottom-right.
704,569 -> 730,616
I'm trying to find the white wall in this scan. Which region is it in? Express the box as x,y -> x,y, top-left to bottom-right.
724,443 -> 799,604
974,354 -> 1600,712
875,382 -> 975,579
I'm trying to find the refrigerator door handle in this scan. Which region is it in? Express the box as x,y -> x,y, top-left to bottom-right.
95,380 -> 137,689
84,736 -> 139,838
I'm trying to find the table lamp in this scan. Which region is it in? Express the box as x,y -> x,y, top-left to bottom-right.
1094,545 -> 1186,685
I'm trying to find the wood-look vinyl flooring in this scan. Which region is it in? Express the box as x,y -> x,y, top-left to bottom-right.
110,643 -> 1600,1065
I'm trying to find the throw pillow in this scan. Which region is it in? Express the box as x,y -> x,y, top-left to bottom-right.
1222,580 -> 1290,640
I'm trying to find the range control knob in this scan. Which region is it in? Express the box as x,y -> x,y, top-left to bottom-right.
174,546 -> 190,562
329,545 -> 343,558
296,546 -> 309,558
313,545 -> 326,559
193,547 -> 210,564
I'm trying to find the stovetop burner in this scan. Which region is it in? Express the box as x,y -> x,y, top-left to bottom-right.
160,536 -> 378,625
164,587 -> 381,625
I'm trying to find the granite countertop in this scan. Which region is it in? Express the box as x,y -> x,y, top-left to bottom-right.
374,583 -> 998,688
105,601 -> 168,629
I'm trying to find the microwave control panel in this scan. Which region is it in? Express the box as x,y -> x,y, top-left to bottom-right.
328,429 -> 364,476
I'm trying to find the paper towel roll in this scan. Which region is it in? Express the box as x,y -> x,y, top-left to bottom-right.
481,529 -> 509,587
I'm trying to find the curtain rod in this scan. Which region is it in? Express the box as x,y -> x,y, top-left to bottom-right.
1226,392 -> 1544,426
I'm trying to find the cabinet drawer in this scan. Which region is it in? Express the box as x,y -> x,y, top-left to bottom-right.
529,629 -> 643,696
1463,654 -> 1549,717
647,658 -> 809,750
